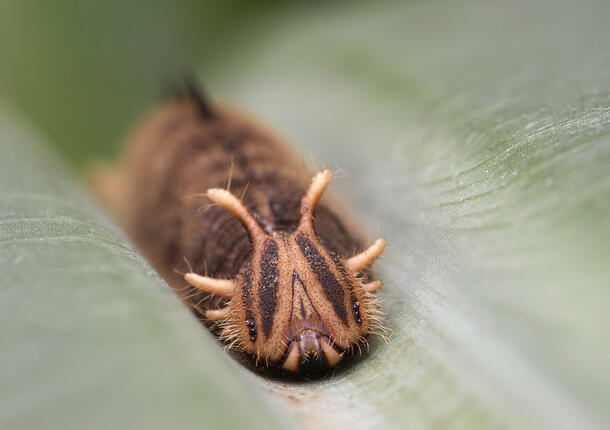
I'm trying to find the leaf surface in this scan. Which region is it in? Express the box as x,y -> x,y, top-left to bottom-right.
0,111 -> 279,429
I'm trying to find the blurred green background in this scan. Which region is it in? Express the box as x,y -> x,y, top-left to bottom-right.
1,1 -> 609,429
0,0 -> 291,165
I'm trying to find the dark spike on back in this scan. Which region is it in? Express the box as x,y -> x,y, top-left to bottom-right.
163,73 -> 215,119
184,76 -> 215,119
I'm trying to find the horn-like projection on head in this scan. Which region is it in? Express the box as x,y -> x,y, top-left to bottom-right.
206,188 -> 266,240
299,169 -> 334,230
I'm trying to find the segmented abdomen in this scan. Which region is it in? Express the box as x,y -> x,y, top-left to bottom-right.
118,98 -> 363,315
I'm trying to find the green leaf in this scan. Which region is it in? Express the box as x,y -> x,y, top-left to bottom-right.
0,109 -> 279,429
202,1 -> 610,429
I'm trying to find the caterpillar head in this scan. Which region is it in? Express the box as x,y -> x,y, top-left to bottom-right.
185,169 -> 386,373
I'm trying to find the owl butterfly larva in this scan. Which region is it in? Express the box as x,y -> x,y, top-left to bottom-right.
93,82 -> 386,375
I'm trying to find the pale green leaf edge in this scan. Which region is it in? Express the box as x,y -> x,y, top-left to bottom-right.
0,108 -> 282,430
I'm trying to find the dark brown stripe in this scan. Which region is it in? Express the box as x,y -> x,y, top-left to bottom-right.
300,299 -> 307,319
242,265 -> 253,309
184,77 -> 215,119
241,267 -> 257,341
330,252 -> 360,323
296,233 -> 348,324
288,271 -> 323,331
330,252 -> 355,297
259,239 -> 279,338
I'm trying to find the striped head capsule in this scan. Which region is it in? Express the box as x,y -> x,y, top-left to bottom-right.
184,169 -> 386,373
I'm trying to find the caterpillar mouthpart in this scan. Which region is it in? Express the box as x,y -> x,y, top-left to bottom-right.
281,329 -> 343,373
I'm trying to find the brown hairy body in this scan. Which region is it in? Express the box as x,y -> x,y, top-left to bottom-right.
94,89 -> 386,374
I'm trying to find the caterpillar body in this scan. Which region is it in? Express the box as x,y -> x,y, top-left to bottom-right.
95,84 -> 386,374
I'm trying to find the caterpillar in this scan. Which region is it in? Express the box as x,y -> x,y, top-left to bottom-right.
93,82 -> 386,374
